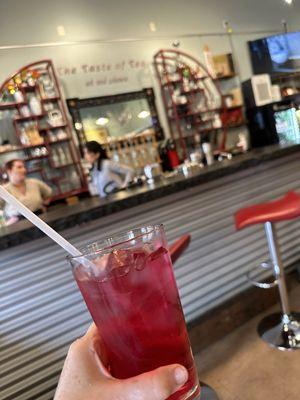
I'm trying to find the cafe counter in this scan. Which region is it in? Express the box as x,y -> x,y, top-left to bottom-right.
2,143 -> 300,399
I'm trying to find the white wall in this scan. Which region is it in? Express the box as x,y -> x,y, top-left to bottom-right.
0,0 -> 299,135
0,0 -> 299,44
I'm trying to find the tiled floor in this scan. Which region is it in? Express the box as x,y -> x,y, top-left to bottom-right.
195,284 -> 300,400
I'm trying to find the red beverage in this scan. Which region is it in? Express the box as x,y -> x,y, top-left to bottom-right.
70,226 -> 200,400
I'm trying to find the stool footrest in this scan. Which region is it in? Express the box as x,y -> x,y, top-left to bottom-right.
246,261 -> 278,289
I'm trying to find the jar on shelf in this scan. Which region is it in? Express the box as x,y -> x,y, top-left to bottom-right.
13,90 -> 24,103
29,96 -> 42,115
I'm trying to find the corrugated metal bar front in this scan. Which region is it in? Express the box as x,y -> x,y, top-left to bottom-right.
1,152 -> 300,399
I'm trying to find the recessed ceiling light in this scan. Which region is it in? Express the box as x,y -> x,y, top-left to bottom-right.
138,110 -> 150,119
96,117 -> 109,126
284,0 -> 293,5
149,22 -> 156,32
75,122 -> 82,130
57,25 -> 66,36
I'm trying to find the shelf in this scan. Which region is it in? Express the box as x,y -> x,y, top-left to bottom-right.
27,167 -> 42,174
181,88 -> 205,95
163,76 -> 209,87
48,137 -> 71,144
41,96 -> 60,102
163,74 -> 237,87
0,143 -> 47,155
0,101 -> 26,109
20,84 -> 37,91
15,113 -> 46,122
0,147 -> 23,155
169,108 -> 225,120
48,124 -> 67,129
216,73 -> 237,80
22,142 -> 45,149
0,59 -> 87,204
174,121 -> 247,140
25,154 -> 49,161
53,162 -> 77,169
201,121 -> 246,131
39,124 -> 67,132
169,104 -> 243,119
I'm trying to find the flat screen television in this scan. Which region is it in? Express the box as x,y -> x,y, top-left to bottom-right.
249,31 -> 300,75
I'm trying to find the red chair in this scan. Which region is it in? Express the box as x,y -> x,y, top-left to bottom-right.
169,234 -> 219,400
235,191 -> 300,350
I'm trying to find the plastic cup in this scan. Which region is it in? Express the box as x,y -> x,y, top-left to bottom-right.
68,225 -> 200,400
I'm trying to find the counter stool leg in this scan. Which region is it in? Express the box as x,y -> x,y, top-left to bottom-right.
257,222 -> 300,350
265,222 -> 290,315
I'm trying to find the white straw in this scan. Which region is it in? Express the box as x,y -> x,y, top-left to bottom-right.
0,185 -> 82,257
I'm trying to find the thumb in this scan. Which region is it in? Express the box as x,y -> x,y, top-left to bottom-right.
122,364 -> 188,400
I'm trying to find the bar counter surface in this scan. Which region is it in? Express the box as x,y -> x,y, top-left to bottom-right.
1,142 -> 300,251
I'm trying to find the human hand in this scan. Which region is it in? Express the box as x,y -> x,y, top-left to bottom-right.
54,324 -> 188,400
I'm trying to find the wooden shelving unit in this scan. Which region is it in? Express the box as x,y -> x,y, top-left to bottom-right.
0,60 -> 87,199
153,49 -> 245,159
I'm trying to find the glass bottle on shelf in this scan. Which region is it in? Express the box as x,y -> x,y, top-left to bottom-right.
130,139 -> 141,171
146,135 -> 158,164
19,127 -> 30,145
138,135 -> 148,166
70,169 -> 81,190
64,146 -> 73,164
111,141 -> 120,163
29,95 -> 42,115
49,130 -> 57,142
212,114 -> 222,128
57,147 -> 67,165
51,148 -> 60,167
13,89 -> 24,104
123,140 -> 133,168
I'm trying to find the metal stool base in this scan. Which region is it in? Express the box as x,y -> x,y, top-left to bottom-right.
199,382 -> 219,400
258,312 -> 300,351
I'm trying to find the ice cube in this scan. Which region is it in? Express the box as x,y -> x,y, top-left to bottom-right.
106,250 -> 131,278
91,254 -> 111,282
132,248 -> 149,271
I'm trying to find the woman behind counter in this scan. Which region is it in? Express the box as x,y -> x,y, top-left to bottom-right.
84,141 -> 134,198
0,159 -> 52,223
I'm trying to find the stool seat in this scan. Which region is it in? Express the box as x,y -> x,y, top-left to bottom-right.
235,191 -> 300,230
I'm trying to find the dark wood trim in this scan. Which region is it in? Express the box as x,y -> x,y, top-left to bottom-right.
187,266 -> 300,352
67,88 -> 156,108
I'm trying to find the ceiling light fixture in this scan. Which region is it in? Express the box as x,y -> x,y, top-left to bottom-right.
284,0 -> 293,4
96,117 -> 109,126
138,110 -> 150,119
57,25 -> 66,36
149,22 -> 157,32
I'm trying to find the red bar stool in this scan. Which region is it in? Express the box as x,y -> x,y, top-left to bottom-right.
170,234 -> 219,400
235,191 -> 300,351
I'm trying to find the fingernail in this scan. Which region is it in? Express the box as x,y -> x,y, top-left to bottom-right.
174,366 -> 188,385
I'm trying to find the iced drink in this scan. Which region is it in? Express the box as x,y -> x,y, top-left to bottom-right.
69,225 -> 200,400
